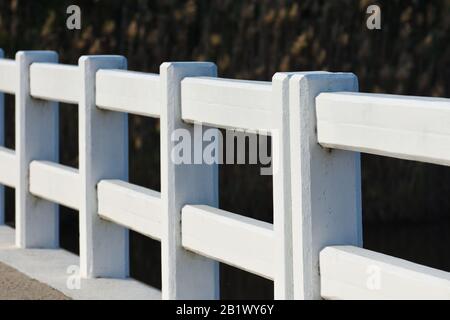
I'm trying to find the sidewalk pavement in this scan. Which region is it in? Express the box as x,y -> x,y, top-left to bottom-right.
0,262 -> 69,300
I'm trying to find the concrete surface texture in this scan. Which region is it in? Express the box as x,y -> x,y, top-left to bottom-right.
0,262 -> 69,300
0,226 -> 161,300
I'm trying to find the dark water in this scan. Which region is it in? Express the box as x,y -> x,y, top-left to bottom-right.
364,222 -> 450,272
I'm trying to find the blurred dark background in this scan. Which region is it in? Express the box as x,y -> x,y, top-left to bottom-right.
1,0 -> 449,299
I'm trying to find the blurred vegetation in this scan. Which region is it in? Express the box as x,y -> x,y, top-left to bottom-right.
0,0 -> 449,299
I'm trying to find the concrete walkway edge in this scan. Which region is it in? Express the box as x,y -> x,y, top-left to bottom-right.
0,226 -> 161,300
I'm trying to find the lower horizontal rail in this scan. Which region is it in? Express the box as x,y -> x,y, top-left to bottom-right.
29,161 -> 80,210
182,205 -> 275,280
320,246 -> 450,300
97,180 -> 162,240
0,147 -> 16,187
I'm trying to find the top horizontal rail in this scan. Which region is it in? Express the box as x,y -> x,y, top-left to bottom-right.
0,59 -> 16,94
30,63 -> 79,104
181,77 -> 272,133
96,70 -> 161,118
316,92 -> 450,166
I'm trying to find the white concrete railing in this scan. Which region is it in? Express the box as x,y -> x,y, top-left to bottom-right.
0,49 -> 449,300
315,91 -> 450,299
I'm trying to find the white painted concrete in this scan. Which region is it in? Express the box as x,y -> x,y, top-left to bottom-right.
30,63 -> 79,104
0,58 -> 16,94
16,51 -> 59,249
79,55 -> 129,279
181,77 -> 272,133
0,226 -> 161,300
98,180 -> 162,240
182,204 -> 275,280
271,72 -> 294,299
0,147 -> 16,188
0,49 -> 3,225
317,92 -> 450,166
0,48 -> 449,300
96,69 -> 160,117
320,246 -> 450,300
289,72 -> 362,300
29,161 -> 80,210
160,62 -> 219,300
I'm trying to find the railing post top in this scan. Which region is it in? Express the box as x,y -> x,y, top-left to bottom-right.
272,71 -> 328,82
78,55 -> 127,70
15,50 -> 58,63
288,71 -> 359,92
160,61 -> 217,78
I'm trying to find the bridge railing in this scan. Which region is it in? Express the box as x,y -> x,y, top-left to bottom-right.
315,91 -> 450,299
0,49 -> 449,300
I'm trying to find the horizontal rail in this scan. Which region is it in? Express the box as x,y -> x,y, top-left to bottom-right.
181,205 -> 275,280
0,59 -> 16,94
29,161 -> 80,210
96,70 -> 160,117
320,246 -> 450,300
0,147 -> 16,187
316,92 -> 450,166
30,63 -> 79,104
181,77 -> 272,133
97,180 -> 162,240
